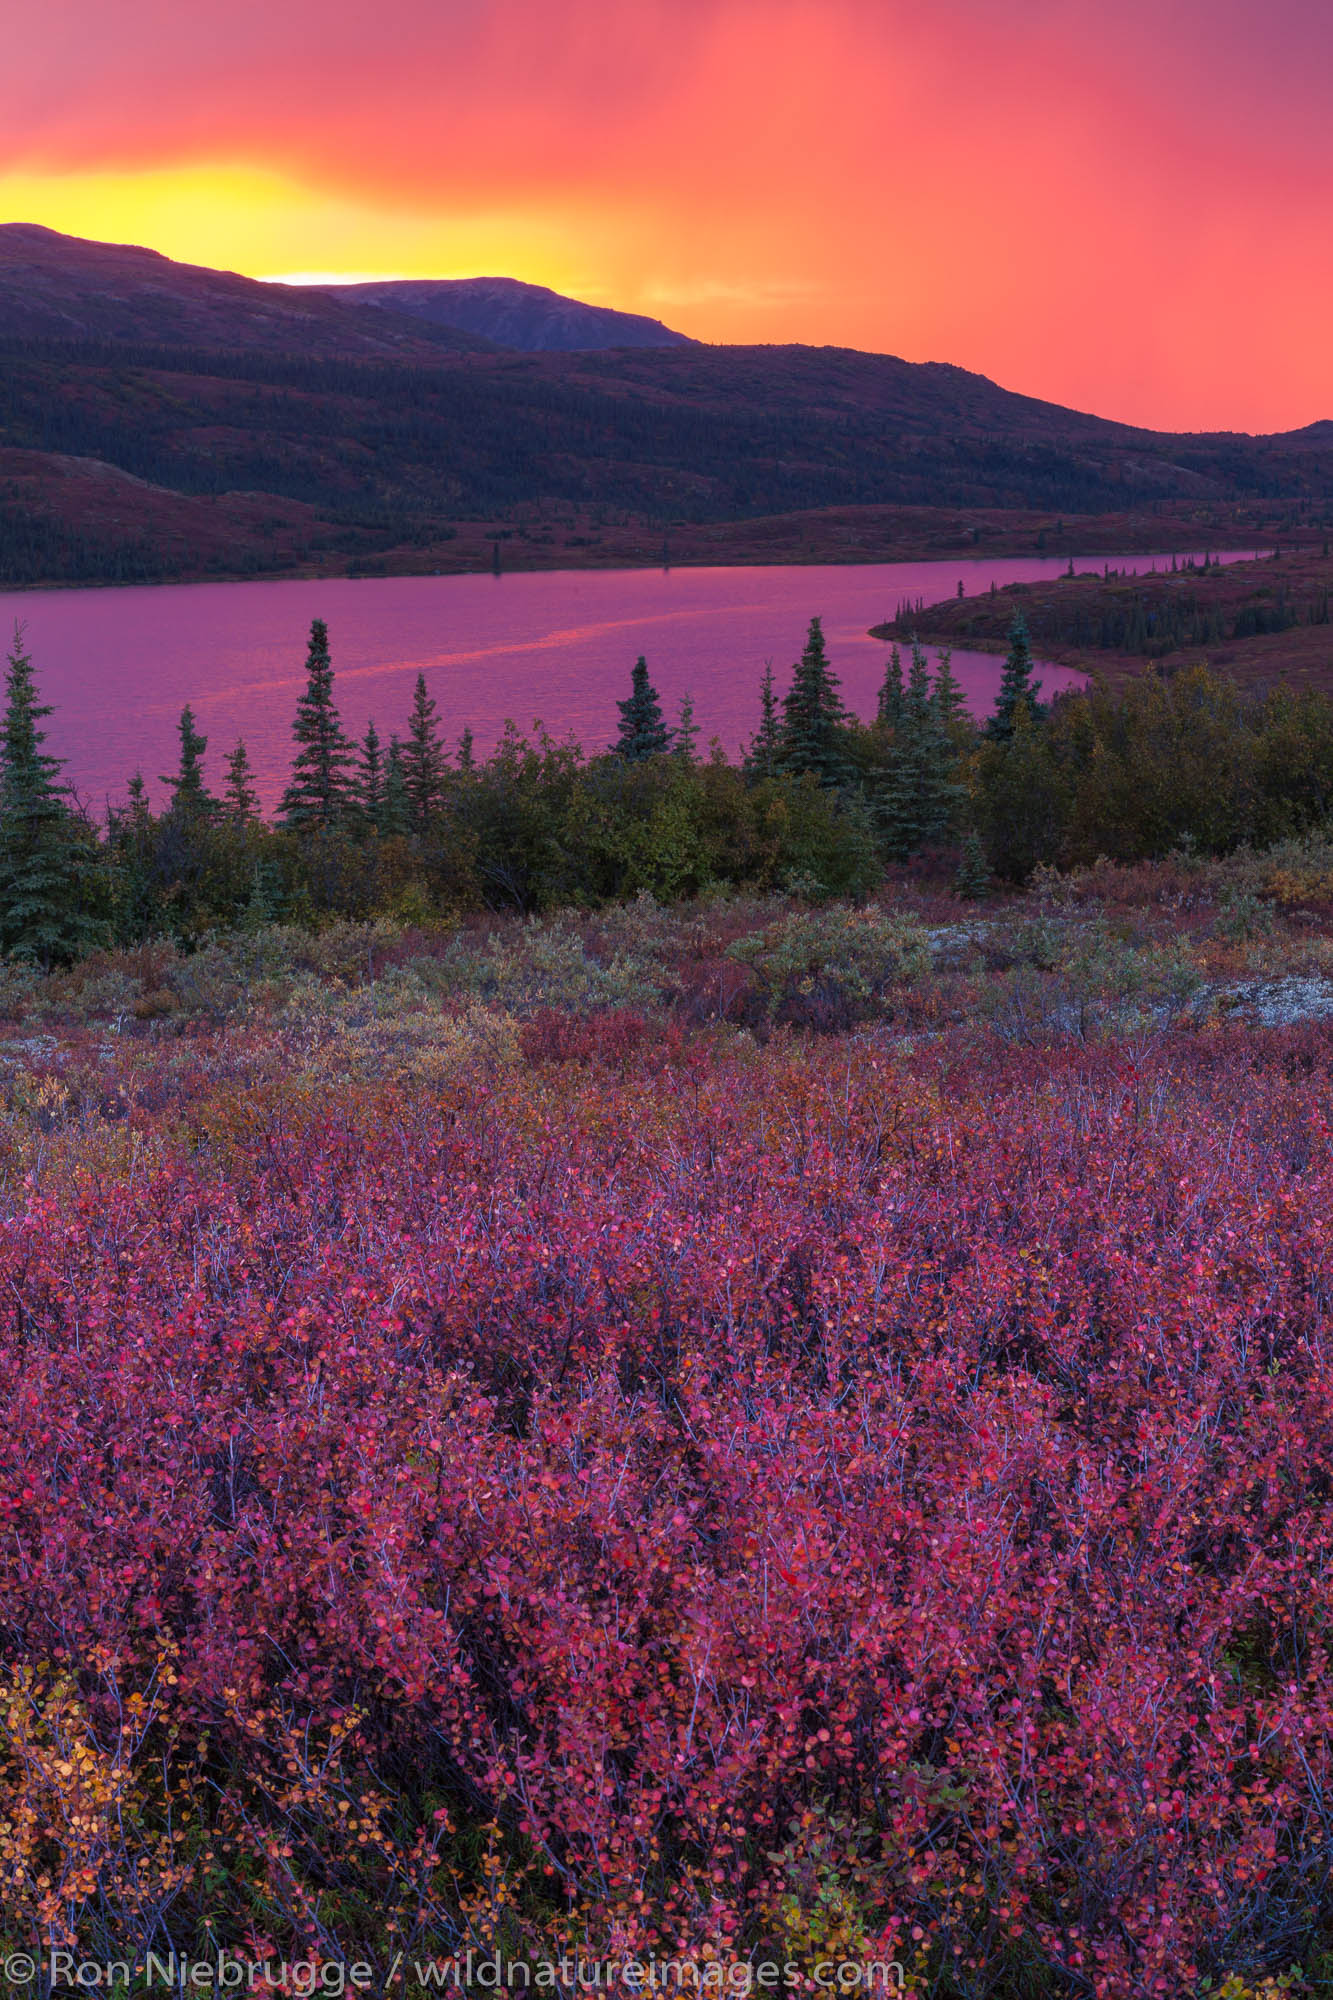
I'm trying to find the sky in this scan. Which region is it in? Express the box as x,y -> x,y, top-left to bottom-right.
2,0 -> 1329,433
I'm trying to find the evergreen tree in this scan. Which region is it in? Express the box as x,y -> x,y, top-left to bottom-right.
931,646 -> 971,748
674,692 -> 699,763
778,616 -> 849,786
876,645 -> 964,859
279,618 -> 355,830
378,738 -> 411,838
121,772 -> 151,825
745,660 -> 782,779
401,672 -> 448,830
975,701 -> 1065,881
0,625 -> 96,966
457,726 -> 475,774
955,825 -> 992,900
987,612 -> 1045,741
105,773 -> 160,945
245,856 -> 282,929
161,705 -> 213,817
877,645 -> 905,729
223,739 -> 259,822
613,656 -> 672,761
356,720 -> 384,829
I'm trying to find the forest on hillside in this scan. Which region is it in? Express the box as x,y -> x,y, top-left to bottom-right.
5,333 -> 1333,586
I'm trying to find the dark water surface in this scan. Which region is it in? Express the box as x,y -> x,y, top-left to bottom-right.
0,554 -> 1252,810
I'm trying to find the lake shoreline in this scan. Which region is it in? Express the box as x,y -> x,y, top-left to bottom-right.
0,491 -> 1283,596
0,541 -> 1275,599
870,547 -> 1328,695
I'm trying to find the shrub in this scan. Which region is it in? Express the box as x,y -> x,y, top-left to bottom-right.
7,1024 -> 1333,1989
431,915 -> 664,1016
726,902 -> 931,1026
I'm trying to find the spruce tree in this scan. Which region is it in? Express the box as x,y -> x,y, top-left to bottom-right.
877,645 -> 905,729
986,612 -> 1045,741
613,656 -> 672,761
876,646 -> 964,859
357,719 -> 384,829
0,625 -> 96,966
279,618 -> 355,830
955,826 -> 992,900
106,772 -> 157,940
931,646 -> 971,748
674,692 -> 699,763
162,705 -> 213,817
223,739 -> 259,822
401,672 -> 448,829
778,616 -> 849,786
457,725 -> 475,774
378,737 -> 411,838
245,856 -> 281,929
745,660 -> 782,779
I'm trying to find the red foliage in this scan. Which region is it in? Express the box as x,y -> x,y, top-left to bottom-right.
4,1025 -> 1333,1991
517,1006 -> 677,1067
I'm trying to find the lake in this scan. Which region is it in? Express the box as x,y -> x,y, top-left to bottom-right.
0,554 -> 1251,810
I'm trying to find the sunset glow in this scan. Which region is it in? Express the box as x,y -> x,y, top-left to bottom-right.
4,0 -> 1332,431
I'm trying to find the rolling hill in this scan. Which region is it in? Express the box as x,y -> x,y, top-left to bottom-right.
1,227 -> 1331,592
307,275 -> 692,352
0,224 -> 492,358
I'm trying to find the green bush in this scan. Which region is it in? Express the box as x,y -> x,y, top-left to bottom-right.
421,918 -> 663,1017
726,903 -> 931,1023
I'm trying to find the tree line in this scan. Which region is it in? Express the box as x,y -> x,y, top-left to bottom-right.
5,608 -> 1333,965
1020,582 -> 1332,658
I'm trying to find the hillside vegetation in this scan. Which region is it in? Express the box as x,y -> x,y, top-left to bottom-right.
880,546 -> 1333,695
2,229 -> 1332,588
6,850 -> 1333,1993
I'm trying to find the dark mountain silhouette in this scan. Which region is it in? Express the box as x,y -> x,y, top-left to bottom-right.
307,275 -> 693,352
0,224 -> 493,358
1,227 -> 1331,589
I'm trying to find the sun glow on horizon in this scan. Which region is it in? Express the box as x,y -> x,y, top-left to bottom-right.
258,271 -> 413,287
0,163 -> 663,326
6,0 -> 1333,431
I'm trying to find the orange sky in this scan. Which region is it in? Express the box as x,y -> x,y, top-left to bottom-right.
3,0 -> 1329,433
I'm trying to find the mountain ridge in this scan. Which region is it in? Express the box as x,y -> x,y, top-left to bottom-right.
303,275 -> 694,353
1,226 -> 1330,593
0,223 -> 495,358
